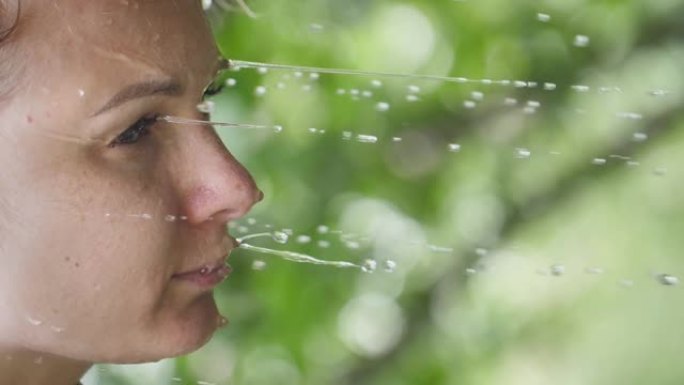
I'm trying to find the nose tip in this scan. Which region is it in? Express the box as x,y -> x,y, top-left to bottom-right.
175,126 -> 261,225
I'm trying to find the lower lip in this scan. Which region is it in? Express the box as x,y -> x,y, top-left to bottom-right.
172,265 -> 232,288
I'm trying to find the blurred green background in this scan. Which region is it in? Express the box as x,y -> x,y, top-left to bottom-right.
87,0 -> 684,384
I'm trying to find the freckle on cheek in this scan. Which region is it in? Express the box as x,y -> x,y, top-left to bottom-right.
26,115 -> 33,124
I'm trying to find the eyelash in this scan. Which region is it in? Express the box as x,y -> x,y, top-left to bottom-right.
109,115 -> 159,148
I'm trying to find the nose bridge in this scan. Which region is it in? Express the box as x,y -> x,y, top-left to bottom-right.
170,124 -> 260,224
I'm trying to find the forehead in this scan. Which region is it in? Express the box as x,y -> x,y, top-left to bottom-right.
21,0 -> 217,89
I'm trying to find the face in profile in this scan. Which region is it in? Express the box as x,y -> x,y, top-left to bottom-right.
0,0 -> 260,363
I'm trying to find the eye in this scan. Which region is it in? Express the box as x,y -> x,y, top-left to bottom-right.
109,115 -> 159,147
202,78 -> 225,98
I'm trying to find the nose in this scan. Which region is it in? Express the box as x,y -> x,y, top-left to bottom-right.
168,123 -> 262,225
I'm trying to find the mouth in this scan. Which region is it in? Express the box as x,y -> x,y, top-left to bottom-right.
172,237 -> 237,289
172,259 -> 232,288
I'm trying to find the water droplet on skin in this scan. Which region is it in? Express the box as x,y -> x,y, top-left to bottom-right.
408,85 -> 421,93
296,235 -> 312,243
273,125 -> 283,133
375,102 -> 390,112
383,260 -> 397,272
50,325 -> 65,333
308,127 -> 318,134
571,85 -> 590,92
361,259 -> 377,273
371,79 -> 383,88
448,143 -> 461,152
657,274 -> 679,286
199,267 -> 210,275
196,101 -> 215,114
574,34 -> 590,47
317,225 -> 329,234
543,82 -> 557,91
294,71 -> 303,78
392,137 -> 403,142
252,260 -> 267,270
26,316 -> 42,326
78,89 -> 85,97
632,132 -> 648,142
255,86 -> 267,96
626,160 -> 640,167
225,78 -> 237,87
272,231 -> 289,244
592,158 -> 607,165
463,100 -> 476,109
201,0 -> 212,10
309,72 -> 320,80
527,100 -> 541,108
514,80 -> 528,88
550,264 -> 565,276
537,12 -> 551,22
164,215 -> 177,222
179,216 -> 189,221
342,131 -> 352,140
257,67 -> 268,75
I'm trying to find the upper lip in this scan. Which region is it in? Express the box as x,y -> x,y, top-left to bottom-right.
172,236 -> 237,277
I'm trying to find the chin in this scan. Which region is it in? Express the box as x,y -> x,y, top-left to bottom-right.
157,293 -> 220,358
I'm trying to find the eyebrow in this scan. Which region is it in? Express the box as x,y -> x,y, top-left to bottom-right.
92,79 -> 183,117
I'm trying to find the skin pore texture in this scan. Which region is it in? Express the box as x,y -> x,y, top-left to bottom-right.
0,1 -> 261,384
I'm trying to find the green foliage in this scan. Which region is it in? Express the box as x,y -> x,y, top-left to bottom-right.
96,0 -> 684,384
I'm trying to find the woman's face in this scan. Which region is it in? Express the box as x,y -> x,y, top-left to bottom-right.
0,0 -> 260,362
